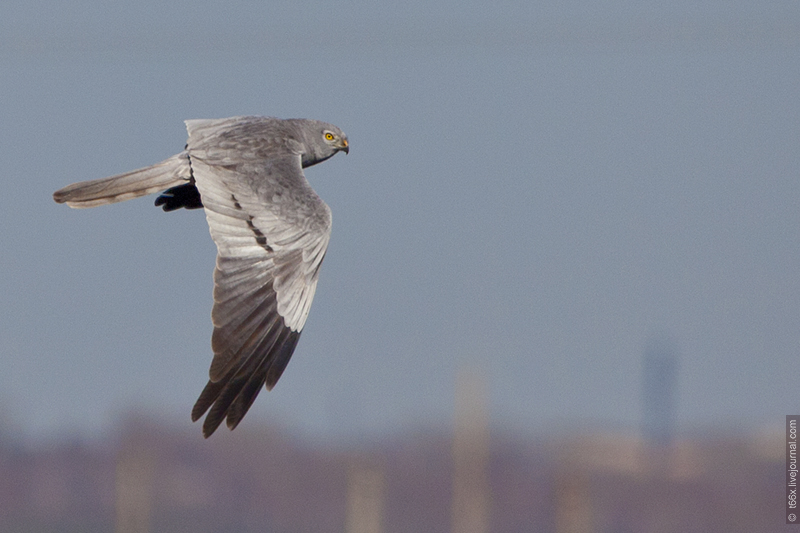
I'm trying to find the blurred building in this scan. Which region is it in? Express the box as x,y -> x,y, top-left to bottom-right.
642,339 -> 678,448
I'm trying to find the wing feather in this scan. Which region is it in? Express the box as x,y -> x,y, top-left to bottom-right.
186,133 -> 332,437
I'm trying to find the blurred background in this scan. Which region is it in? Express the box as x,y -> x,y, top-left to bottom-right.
1,1 -> 798,531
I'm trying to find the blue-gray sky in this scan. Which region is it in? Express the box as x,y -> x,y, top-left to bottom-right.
1,1 -> 799,441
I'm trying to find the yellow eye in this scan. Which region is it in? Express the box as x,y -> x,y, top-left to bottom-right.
325,132 -> 335,141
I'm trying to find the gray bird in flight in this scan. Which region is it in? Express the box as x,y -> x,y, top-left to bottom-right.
53,116 -> 349,437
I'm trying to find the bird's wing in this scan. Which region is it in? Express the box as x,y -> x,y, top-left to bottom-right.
188,139 -> 331,437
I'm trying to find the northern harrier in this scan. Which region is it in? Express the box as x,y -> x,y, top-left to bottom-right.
53,116 -> 349,437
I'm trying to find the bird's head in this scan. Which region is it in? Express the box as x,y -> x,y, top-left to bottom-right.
297,120 -> 349,167
322,127 -> 349,155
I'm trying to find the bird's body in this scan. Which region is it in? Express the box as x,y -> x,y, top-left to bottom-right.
53,116 -> 349,437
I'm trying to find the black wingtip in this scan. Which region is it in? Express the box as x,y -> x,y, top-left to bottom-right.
155,183 -> 204,212
191,325 -> 303,437
202,419 -> 221,439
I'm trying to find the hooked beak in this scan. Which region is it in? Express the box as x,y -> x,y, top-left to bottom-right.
340,138 -> 349,155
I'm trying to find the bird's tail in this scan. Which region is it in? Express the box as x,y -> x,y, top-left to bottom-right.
53,151 -> 192,208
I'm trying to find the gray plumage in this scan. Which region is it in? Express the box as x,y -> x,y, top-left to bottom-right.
53,116 -> 349,437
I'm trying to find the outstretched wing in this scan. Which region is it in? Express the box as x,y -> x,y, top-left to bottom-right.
187,123 -> 331,437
